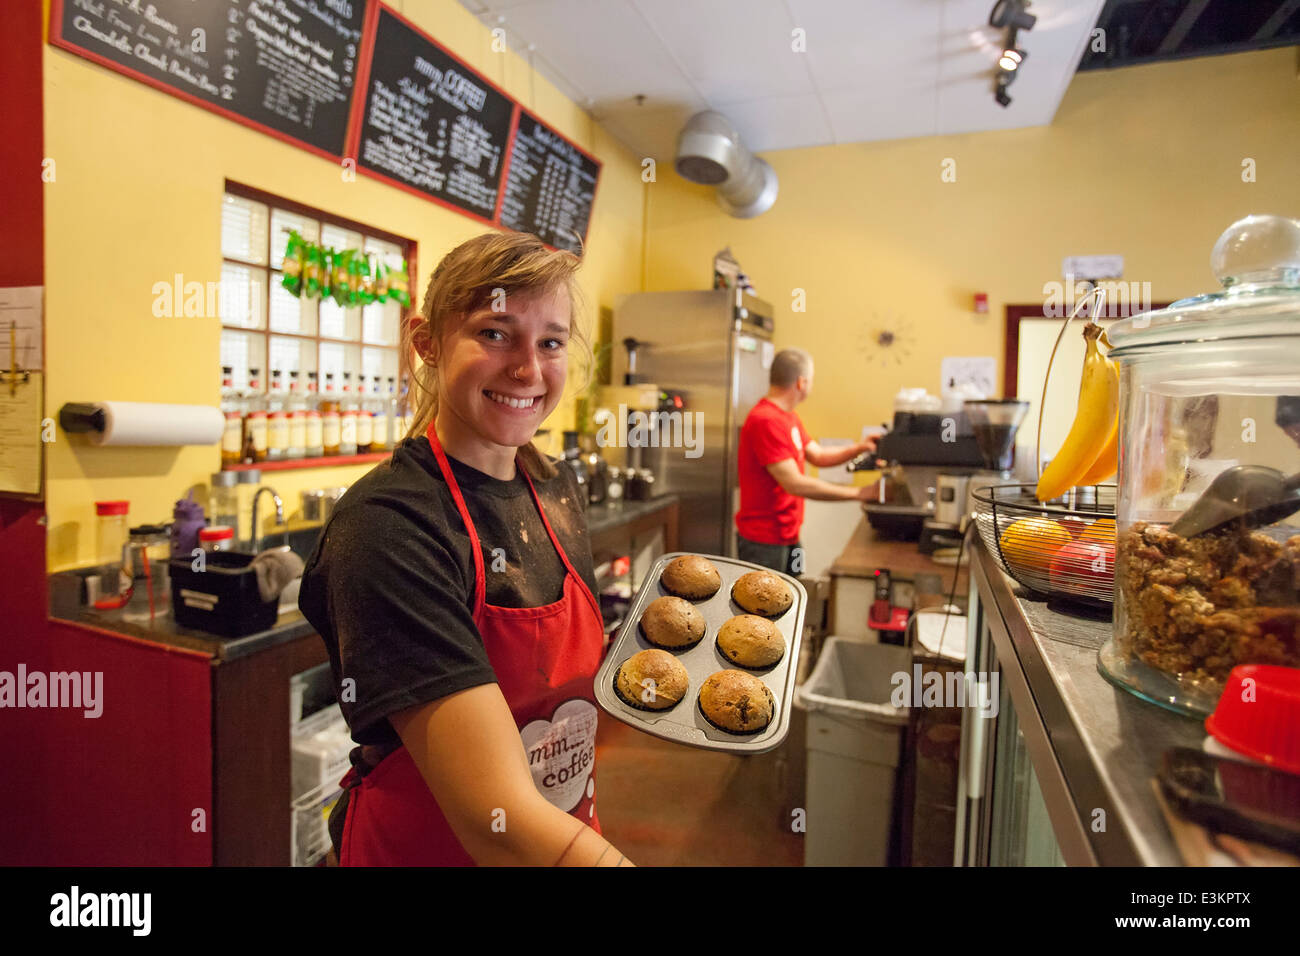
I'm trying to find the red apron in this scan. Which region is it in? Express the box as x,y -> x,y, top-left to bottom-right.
338,424 -> 605,865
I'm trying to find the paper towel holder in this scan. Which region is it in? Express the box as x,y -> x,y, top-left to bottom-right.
58,399 -> 226,447
58,403 -> 108,435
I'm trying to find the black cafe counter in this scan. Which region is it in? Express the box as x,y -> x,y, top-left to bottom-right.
47,493 -> 680,659
586,493 -> 679,555
966,533 -> 1205,866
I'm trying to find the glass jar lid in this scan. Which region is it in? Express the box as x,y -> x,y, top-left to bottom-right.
1106,215 -> 1300,355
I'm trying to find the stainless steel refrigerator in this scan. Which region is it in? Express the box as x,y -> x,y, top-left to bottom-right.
611,289 -> 775,557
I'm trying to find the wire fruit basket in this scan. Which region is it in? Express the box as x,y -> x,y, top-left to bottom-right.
971,484 -> 1118,607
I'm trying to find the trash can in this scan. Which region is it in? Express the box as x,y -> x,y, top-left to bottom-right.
796,637 -> 912,866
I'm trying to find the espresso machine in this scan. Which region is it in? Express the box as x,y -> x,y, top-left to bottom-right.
857,399 -> 1028,553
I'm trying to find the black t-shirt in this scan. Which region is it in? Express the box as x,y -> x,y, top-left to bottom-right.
298,436 -> 598,751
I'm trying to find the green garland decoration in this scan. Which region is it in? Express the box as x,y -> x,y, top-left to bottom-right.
280,230 -> 410,307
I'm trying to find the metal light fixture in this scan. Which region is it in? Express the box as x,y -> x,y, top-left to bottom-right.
998,26 -> 1026,71
989,0 -> 1037,31
989,2 -> 1034,107
995,72 -> 1014,108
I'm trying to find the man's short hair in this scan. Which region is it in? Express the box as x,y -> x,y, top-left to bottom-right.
770,348 -> 813,388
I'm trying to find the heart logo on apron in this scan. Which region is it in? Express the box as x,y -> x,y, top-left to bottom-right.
520,698 -> 599,812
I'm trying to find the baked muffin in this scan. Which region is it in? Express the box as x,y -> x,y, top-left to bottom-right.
731,570 -> 793,617
614,649 -> 690,711
698,669 -> 776,734
717,615 -> 786,669
660,555 -> 722,600
639,596 -> 707,649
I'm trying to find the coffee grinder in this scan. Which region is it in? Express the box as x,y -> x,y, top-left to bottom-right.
962,398 -> 1030,516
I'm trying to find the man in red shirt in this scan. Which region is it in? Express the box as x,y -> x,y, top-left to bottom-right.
735,349 -> 879,575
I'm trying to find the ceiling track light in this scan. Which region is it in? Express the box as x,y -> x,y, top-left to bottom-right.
993,66 -> 1016,108
989,0 -> 1037,31
994,73 -> 1013,108
990,4 -> 1032,106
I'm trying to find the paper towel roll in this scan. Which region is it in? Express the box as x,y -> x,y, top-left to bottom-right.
91,401 -> 225,446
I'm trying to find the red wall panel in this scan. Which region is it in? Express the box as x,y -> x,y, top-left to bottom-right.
1,2 -> 214,867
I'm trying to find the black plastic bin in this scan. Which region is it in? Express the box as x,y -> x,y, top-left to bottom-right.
169,552 -> 277,637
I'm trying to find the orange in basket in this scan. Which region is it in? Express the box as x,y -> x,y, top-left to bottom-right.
998,517 -> 1071,575
1079,518 -> 1116,544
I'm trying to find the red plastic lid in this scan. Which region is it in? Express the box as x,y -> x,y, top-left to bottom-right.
199,526 -> 235,541
1205,665 -> 1300,776
95,501 -> 129,516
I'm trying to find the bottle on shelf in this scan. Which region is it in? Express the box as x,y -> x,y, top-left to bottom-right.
340,371 -> 358,456
355,372 -> 374,453
368,375 -> 386,452
220,366 -> 241,466
243,368 -> 267,463
287,370 -> 306,461
267,369 -> 289,461
321,372 -> 341,456
384,376 -> 399,450
305,371 -> 324,458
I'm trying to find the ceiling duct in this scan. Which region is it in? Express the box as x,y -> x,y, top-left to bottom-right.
674,111 -> 778,219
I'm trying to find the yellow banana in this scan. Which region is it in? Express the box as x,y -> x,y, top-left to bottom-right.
1078,417 -> 1118,484
1036,323 -> 1118,501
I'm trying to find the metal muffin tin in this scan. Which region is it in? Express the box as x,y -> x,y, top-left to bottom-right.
593,552 -> 806,754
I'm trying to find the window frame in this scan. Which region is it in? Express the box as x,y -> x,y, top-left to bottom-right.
220,179 -> 417,406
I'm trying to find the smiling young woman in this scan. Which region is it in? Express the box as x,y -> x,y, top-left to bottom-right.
298,232 -> 634,867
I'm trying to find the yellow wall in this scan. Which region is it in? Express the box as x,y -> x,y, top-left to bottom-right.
643,47 -> 1300,445
42,0 -> 646,572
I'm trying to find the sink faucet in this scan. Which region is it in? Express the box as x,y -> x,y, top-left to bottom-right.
250,486 -> 286,553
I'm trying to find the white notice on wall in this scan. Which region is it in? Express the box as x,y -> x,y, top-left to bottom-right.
940,357 -> 997,397
0,286 -> 43,371
1062,255 -> 1124,280
0,287 -> 44,496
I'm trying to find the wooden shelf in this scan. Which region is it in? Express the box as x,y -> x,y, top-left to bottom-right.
222,452 -> 391,472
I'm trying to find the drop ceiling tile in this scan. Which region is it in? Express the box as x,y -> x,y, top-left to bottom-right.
595,104 -> 702,163
787,0 -> 945,91
457,0 -> 1107,152
717,93 -> 835,152
935,1 -> 1105,132
496,0 -> 702,105
467,0 -> 557,11
631,0 -> 814,104
821,82 -> 939,145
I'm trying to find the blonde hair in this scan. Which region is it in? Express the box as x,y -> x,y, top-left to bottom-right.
399,231 -> 590,479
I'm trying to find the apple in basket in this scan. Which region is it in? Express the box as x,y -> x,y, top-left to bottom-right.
1049,540 -> 1115,594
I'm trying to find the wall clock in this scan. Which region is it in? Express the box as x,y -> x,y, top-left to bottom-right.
856,314 -> 916,368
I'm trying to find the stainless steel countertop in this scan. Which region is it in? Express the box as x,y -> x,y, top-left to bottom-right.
970,533 -> 1204,866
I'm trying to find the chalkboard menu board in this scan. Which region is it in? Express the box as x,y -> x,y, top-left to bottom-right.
499,110 -> 601,253
51,0 -> 367,157
353,7 -> 515,222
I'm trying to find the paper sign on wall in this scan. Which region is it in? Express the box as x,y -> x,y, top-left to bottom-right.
0,286 -> 45,497
1063,255 -> 1124,280
940,356 -> 997,398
